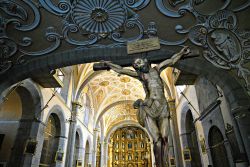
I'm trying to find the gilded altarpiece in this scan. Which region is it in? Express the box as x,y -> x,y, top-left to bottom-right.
108,127 -> 152,167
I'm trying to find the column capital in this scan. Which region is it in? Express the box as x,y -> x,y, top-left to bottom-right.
72,101 -> 82,107
168,98 -> 176,113
71,101 -> 82,112
167,98 -> 176,103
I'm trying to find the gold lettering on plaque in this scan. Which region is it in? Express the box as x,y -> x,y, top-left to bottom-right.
127,38 -> 160,54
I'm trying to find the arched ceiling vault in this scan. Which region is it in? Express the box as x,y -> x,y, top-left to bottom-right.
103,102 -> 138,135
78,70 -> 145,128
75,64 -> 176,134
94,100 -> 135,127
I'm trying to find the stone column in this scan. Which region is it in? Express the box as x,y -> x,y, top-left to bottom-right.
81,147 -> 86,166
224,139 -> 236,167
100,141 -> 107,167
103,140 -> 112,167
8,119 -> 45,167
55,136 -> 68,167
168,99 -> 183,167
92,128 -> 99,167
107,142 -> 112,167
150,141 -> 155,166
206,147 -> 213,166
65,101 -> 81,167
168,119 -> 176,166
232,106 -> 250,164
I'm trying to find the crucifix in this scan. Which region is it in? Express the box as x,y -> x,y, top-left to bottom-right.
93,40 -> 193,167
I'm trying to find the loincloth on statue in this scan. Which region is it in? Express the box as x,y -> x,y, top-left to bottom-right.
134,98 -> 169,127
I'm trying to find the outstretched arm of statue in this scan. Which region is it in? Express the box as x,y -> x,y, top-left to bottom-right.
157,46 -> 191,72
102,61 -> 139,78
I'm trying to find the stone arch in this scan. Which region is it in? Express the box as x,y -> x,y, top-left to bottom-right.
5,79 -> 44,166
40,113 -> 61,166
45,105 -> 67,137
1,49 -> 249,108
180,101 -> 193,135
179,102 -> 203,167
75,126 -> 84,152
75,71 -> 103,101
40,105 -> 68,166
0,47 -> 174,103
175,57 -> 250,109
99,118 -> 105,141
0,46 -> 249,161
94,100 -> 135,128
208,126 -> 230,167
73,127 -> 84,167
104,120 -> 154,167
104,120 -> 152,143
175,57 -> 250,160
84,136 -> 93,167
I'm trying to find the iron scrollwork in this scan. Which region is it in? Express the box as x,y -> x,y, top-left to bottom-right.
0,0 -> 249,89
203,11 -> 249,90
154,0 -> 249,90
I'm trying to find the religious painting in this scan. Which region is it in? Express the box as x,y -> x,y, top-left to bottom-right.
183,149 -> 192,161
170,157 -> 176,166
115,153 -> 119,160
128,142 -> 132,149
134,142 -> 137,149
76,160 -> 82,167
135,152 -> 138,160
141,142 -> 144,148
141,152 -> 145,160
24,139 -> 37,155
128,154 -> 132,160
115,143 -> 119,149
55,151 -> 64,162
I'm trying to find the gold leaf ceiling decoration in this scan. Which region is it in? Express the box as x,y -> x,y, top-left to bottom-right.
75,63 -> 174,133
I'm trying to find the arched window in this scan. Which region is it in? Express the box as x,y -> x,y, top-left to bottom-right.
40,114 -> 61,166
208,126 -> 230,167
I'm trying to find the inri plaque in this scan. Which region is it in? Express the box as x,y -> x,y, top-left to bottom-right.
127,38 -> 161,54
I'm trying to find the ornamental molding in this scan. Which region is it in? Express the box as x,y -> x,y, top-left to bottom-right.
0,0 -> 249,89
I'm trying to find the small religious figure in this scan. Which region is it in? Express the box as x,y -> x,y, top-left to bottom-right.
100,46 -> 190,167
128,153 -> 132,160
141,142 -> 144,148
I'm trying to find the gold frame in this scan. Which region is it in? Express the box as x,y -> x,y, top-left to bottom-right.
23,139 -> 37,155
183,149 -> 192,161
76,160 -> 82,167
55,151 -> 64,162
169,157 -> 176,166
